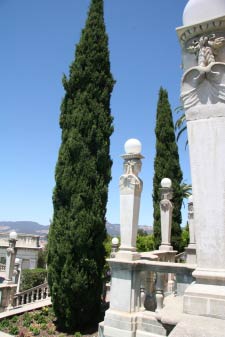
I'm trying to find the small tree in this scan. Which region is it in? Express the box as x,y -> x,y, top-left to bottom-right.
47,0 -> 114,330
153,88 -> 183,251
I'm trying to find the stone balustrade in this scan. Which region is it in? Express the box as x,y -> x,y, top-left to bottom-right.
0,233 -> 40,249
14,283 -> 50,307
0,263 -> 6,271
108,257 -> 195,313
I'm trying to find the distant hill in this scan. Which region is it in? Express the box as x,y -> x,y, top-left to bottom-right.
0,221 -> 49,236
106,221 -> 153,237
0,221 -> 153,238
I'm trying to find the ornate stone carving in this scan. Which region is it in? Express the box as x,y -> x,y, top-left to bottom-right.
181,62 -> 225,109
188,203 -> 194,220
120,158 -> 143,193
187,34 -> 225,67
177,17 -> 225,47
160,199 -> 173,212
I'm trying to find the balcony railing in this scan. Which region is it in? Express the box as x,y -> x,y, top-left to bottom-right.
108,256 -> 195,314
14,283 -> 50,307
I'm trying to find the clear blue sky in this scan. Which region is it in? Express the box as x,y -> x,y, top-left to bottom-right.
0,0 -> 191,227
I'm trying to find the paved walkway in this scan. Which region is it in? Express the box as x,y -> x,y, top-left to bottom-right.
0,298 -> 51,319
0,332 -> 13,337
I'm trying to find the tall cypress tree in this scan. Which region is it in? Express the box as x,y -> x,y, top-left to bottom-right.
47,0 -> 114,330
153,88 -> 183,251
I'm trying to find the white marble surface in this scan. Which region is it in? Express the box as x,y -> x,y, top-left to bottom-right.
183,0 -> 225,26
187,116 -> 225,274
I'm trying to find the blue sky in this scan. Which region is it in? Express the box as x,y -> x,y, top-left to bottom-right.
0,0 -> 191,227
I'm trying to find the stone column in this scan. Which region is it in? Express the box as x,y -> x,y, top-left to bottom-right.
4,231 -> 18,285
101,139 -> 144,337
185,195 -> 197,264
177,0 -> 225,319
159,178 -> 173,251
117,138 -> 143,261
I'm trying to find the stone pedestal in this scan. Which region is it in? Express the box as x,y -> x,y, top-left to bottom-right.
0,283 -> 17,312
177,10 -> 225,319
117,139 -> 143,261
103,259 -> 142,337
185,246 -> 196,265
159,179 -> 173,252
185,196 -> 197,264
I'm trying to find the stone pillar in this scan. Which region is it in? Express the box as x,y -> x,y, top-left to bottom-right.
101,139 -> 144,337
0,284 -> 17,312
110,237 -> 119,258
117,138 -> 143,261
177,0 -> 225,319
185,195 -> 197,264
4,231 -> 18,285
159,178 -> 173,251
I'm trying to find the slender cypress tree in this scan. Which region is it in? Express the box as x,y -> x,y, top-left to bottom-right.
153,88 -> 183,251
47,0 -> 114,330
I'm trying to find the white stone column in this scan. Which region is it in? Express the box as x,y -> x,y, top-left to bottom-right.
159,178 -> 173,251
177,0 -> 225,318
185,195 -> 197,264
4,231 -> 18,285
117,138 -> 143,261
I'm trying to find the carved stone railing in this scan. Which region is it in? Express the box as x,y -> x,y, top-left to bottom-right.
139,260 -> 195,313
14,283 -> 50,307
108,258 -> 195,315
175,252 -> 186,263
0,263 -> 6,271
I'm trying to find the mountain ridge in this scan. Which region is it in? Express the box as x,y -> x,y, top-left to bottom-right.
0,221 -> 153,237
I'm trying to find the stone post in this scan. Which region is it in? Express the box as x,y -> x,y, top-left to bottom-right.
185,195 -> 197,264
117,138 -> 143,261
0,232 -> 18,311
101,139 -> 144,337
110,237 -> 119,258
4,231 -> 18,285
177,0 -> 225,319
159,178 -> 173,251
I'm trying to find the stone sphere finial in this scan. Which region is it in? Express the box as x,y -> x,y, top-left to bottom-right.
112,237 -> 119,245
161,178 -> 172,189
188,195 -> 193,203
9,231 -> 18,241
124,139 -> 142,154
183,0 -> 225,26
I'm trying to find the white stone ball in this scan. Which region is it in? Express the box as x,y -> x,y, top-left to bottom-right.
15,258 -> 20,264
112,237 -> 119,245
188,195 -> 193,203
161,178 -> 172,188
183,0 -> 225,26
124,139 -> 142,154
9,231 -> 18,240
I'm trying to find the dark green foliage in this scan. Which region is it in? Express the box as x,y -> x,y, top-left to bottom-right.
180,222 -> 190,251
20,269 -> 47,291
47,0 -> 114,331
153,88 -> 183,251
136,234 -> 155,252
37,246 -> 47,269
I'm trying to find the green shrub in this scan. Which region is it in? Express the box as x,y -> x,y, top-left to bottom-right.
22,312 -> 32,327
0,319 -> 10,328
74,332 -> 82,337
20,268 -> 47,291
32,327 -> 40,336
136,234 -> 155,252
9,326 -> 19,335
40,323 -> 47,330
10,315 -> 18,323
41,306 -> 49,316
